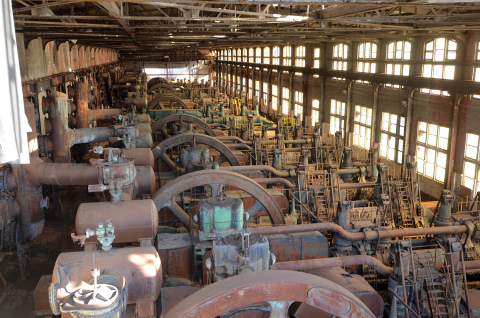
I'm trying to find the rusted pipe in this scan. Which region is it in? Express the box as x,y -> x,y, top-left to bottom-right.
26,156 -> 99,187
43,92 -> 70,162
71,127 -> 115,144
11,100 -> 45,247
72,82 -> 88,129
336,182 -> 377,189
248,223 -> 468,241
223,143 -> 253,151
104,148 -> 154,168
220,165 -> 364,177
271,255 -> 394,276
215,136 -> 252,144
89,108 -> 122,123
254,178 -> 295,188
464,260 -> 480,271
208,124 -> 229,129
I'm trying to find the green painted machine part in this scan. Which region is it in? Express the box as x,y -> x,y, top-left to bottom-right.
197,197 -> 244,241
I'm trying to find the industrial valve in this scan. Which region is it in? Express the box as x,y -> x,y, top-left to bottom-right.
88,150 -> 137,203
96,220 -> 115,252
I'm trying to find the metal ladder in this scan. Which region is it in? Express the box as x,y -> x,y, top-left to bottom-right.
396,183 -> 416,228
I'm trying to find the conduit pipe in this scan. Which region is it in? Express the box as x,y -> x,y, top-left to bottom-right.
220,165 -> 366,177
254,178 -> 295,188
24,157 -> 156,196
271,255 -> 394,276
249,223 -> 468,241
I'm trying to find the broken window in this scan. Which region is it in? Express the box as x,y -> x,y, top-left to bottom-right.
380,112 -> 405,164
330,99 -> 346,138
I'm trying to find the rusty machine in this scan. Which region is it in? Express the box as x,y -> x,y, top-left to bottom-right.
6,74 -> 478,318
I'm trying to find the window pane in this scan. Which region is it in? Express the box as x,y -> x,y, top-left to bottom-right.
465,161 -> 476,179
436,167 -> 445,182
423,64 -> 432,77
438,127 -> 449,150
444,65 -> 455,80
426,162 -> 435,178
437,152 -> 447,168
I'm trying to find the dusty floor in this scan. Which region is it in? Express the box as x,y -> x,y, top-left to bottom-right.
0,186 -> 94,318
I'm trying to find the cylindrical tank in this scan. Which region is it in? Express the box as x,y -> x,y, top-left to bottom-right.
136,165 -> 157,195
76,200 -> 158,243
52,247 -> 162,304
105,148 -> 154,168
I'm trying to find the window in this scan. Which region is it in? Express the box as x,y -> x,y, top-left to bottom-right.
243,48 -> 248,63
233,49 -> 237,62
263,82 -> 268,108
264,47 -> 270,71
248,79 -> 253,101
272,46 -> 280,72
421,38 -> 456,95
380,112 -> 405,164
463,133 -> 480,192
272,85 -> 278,110
282,87 -> 290,115
473,42 -> 480,99
357,42 -> 377,84
353,105 -> 372,149
294,91 -> 303,120
312,99 -> 320,126
255,48 -> 262,64
242,77 -> 246,92
237,76 -> 241,91
313,48 -> 320,78
333,43 -> 348,80
295,46 -> 305,76
416,121 -> 450,182
283,46 -> 292,73
249,48 -> 254,63
263,47 -> 270,64
386,41 -> 412,88
228,49 -> 232,62
330,99 -> 346,137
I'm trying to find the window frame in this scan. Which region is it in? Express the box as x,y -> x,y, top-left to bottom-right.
272,46 -> 280,72
380,112 -> 406,164
330,99 -> 346,138
282,87 -> 290,115
462,132 -> 480,192
295,45 -> 306,76
294,91 -> 304,120
333,43 -> 348,81
353,105 -> 372,149
272,84 -> 278,111
255,48 -> 262,64
357,42 -> 377,84
421,38 -> 457,96
416,121 -> 450,183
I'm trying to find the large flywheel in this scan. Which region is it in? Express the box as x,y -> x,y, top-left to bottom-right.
151,170 -> 286,228
164,270 -> 375,318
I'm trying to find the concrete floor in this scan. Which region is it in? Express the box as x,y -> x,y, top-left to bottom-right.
0,186 -> 94,318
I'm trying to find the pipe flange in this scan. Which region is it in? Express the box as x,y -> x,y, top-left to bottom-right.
0,165 -> 13,195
